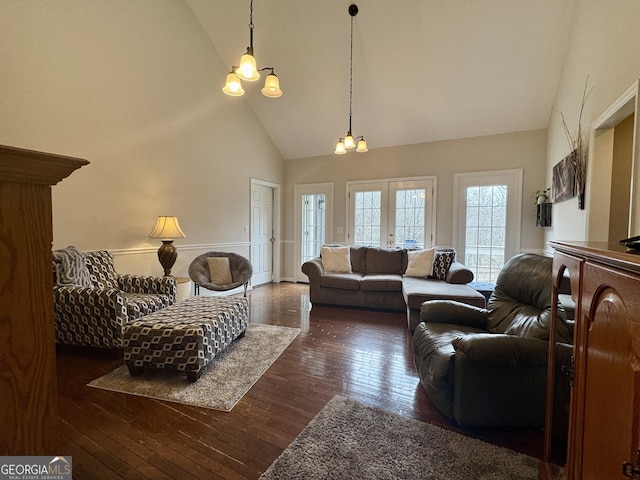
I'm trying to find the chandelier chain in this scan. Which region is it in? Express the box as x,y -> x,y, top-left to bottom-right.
348,13 -> 353,132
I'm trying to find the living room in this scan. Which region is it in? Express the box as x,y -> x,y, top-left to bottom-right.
3,0 -> 640,478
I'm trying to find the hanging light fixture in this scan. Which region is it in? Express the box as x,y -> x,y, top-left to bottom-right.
335,4 -> 367,154
223,0 -> 282,98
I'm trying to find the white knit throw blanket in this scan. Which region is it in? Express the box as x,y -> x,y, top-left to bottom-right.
52,246 -> 93,287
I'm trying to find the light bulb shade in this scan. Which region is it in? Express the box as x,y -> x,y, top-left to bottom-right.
334,141 -> 347,154
148,216 -> 186,240
344,134 -> 355,149
223,71 -> 244,96
261,73 -> 282,98
356,139 -> 368,152
237,53 -> 260,81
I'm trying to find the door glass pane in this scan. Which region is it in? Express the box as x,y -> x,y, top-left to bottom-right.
354,191 -> 381,246
395,188 -> 425,248
464,185 -> 506,282
301,193 -> 325,263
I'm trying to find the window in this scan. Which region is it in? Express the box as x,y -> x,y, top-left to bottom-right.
453,169 -> 522,283
294,183 -> 334,282
301,193 -> 326,264
464,185 -> 507,282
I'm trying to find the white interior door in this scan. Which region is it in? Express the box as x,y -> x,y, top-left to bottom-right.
251,183 -> 273,286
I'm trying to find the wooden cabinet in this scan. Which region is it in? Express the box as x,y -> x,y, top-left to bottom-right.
0,145 -> 88,455
541,241 -> 640,479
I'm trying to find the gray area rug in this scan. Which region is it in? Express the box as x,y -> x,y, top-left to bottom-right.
88,324 -> 299,412
261,395 -> 539,480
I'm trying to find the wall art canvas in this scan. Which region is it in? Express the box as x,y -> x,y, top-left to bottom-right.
552,155 -> 576,203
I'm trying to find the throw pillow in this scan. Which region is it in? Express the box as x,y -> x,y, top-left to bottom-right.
432,249 -> 456,280
52,246 -> 92,287
207,257 -> 233,285
320,246 -> 352,273
404,248 -> 436,277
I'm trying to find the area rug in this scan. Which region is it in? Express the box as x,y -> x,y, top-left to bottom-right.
88,324 -> 299,412
260,395 -> 539,480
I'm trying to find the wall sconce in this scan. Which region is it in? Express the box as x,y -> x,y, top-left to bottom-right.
148,216 -> 186,276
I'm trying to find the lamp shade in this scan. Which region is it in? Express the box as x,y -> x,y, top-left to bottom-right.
148,216 -> 186,240
237,53 -> 260,81
223,71 -> 244,96
334,141 -> 347,154
261,73 -> 282,98
344,134 -> 355,149
356,139 -> 368,153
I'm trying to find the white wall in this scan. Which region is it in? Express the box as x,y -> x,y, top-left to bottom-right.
0,0 -> 284,278
545,0 -> 640,247
283,129 -> 548,281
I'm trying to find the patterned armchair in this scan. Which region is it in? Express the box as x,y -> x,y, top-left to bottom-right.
53,248 -> 176,348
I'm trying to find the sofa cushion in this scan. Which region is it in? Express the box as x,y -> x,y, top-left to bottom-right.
361,274 -> 403,292
365,247 -> 404,274
350,245 -> 367,273
319,272 -> 362,291
404,248 -> 436,277
432,249 -> 456,280
402,277 -> 486,310
321,246 -> 352,273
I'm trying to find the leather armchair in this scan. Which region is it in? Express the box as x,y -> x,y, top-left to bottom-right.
412,253 -> 571,426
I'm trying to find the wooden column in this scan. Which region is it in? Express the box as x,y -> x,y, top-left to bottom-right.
0,145 -> 88,455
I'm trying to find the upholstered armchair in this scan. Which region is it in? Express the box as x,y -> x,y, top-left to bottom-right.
412,253 -> 571,427
53,248 -> 176,348
189,252 -> 253,296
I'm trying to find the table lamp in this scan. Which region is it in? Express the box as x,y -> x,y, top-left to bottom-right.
148,216 -> 186,276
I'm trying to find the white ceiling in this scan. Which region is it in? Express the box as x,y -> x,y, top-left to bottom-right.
188,0 -> 577,160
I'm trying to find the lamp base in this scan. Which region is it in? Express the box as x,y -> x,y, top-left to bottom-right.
157,240 -> 177,276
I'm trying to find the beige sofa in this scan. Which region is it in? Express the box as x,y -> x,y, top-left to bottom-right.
301,246 -> 486,331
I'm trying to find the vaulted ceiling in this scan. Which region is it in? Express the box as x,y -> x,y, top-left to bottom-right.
188,0 -> 577,160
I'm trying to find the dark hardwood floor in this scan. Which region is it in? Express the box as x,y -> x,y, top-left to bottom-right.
56,282 -> 544,479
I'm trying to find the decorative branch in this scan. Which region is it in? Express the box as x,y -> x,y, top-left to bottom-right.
560,76 -> 593,203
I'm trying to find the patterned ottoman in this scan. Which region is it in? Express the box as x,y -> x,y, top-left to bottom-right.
123,295 -> 249,382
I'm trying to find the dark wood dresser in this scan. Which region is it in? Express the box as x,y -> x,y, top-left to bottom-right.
540,241 -> 640,479
0,145 -> 88,455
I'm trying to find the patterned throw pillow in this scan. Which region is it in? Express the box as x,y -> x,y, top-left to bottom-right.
84,250 -> 120,289
432,249 -> 456,280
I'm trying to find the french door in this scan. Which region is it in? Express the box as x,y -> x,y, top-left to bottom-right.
294,183 -> 334,282
347,178 -> 435,248
453,169 -> 522,283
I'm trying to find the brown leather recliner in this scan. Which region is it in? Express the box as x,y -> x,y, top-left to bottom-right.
412,253 -> 571,426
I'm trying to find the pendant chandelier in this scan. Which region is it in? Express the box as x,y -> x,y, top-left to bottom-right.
222,0 -> 282,98
335,4 -> 368,154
